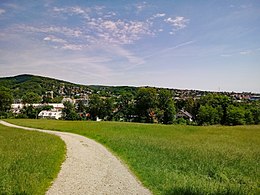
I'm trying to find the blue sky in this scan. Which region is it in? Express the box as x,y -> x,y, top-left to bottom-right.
0,0 -> 259,92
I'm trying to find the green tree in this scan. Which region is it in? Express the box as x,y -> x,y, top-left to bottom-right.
197,104 -> 222,125
102,97 -> 115,121
62,101 -> 79,120
42,96 -> 52,103
115,92 -> 135,121
22,105 -> 37,119
226,105 -> 245,125
76,101 -> 87,113
52,96 -> 63,103
158,89 -> 176,124
135,87 -> 158,123
245,110 -> 254,124
199,94 -> 230,125
185,98 -> 198,117
0,90 -> 13,113
22,92 -> 41,104
251,101 -> 260,124
87,94 -> 103,120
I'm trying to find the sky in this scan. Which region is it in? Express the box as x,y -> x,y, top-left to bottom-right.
0,0 -> 260,93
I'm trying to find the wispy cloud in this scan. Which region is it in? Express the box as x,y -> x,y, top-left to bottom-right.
143,40 -> 195,60
220,54 -> 232,57
43,35 -> 67,43
48,5 -> 189,47
61,44 -> 84,51
239,50 -> 252,55
148,13 -> 166,23
153,13 -> 166,18
135,2 -> 148,12
0,8 -> 6,15
16,25 -> 83,37
220,49 -> 255,57
43,36 -> 85,51
51,5 -> 154,45
164,16 -> 189,31
87,19 -> 152,44
108,45 -> 145,65
53,6 -> 91,19
1,3 -> 192,75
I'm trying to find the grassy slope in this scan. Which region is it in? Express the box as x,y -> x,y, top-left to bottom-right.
0,124 -> 65,195
6,119 -> 260,195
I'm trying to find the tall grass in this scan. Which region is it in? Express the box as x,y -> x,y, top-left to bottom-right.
6,119 -> 260,194
0,124 -> 65,194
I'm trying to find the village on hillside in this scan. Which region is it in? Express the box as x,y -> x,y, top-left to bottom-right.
9,82 -> 260,123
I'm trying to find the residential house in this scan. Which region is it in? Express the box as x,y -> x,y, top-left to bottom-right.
38,110 -> 62,120
11,103 -> 64,114
176,109 -> 193,122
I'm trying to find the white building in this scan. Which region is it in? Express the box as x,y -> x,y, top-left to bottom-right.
176,109 -> 193,122
62,98 -> 75,104
38,110 -> 62,120
11,103 -> 64,114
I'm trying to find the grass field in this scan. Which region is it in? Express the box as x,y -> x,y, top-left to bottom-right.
0,124 -> 65,195
5,119 -> 260,195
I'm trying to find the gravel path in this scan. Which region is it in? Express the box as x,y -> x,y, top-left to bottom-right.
0,121 -> 151,195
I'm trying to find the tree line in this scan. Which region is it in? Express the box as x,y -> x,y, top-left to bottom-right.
0,86 -> 259,125
63,88 -> 176,124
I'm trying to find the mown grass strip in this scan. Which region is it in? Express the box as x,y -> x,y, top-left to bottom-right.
0,124 -> 66,195
6,119 -> 260,194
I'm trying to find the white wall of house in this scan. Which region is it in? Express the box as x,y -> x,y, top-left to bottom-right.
38,110 -> 62,120
11,103 -> 64,114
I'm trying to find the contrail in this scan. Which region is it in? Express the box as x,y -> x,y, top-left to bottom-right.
143,40 -> 195,60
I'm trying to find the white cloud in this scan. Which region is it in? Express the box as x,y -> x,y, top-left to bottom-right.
153,13 -> 166,18
135,2 -> 148,12
10,25 -> 85,50
53,7 -> 65,12
17,25 -> 83,37
62,44 -> 84,51
43,35 -> 67,43
165,16 -> 189,30
220,54 -> 232,57
87,19 -> 152,44
53,6 -> 85,15
101,20 -> 117,31
239,50 -> 252,55
0,42 -> 114,82
94,5 -> 105,11
50,5 -> 155,45
109,45 -> 145,65
71,6 -> 85,14
0,8 -> 6,15
103,11 -> 116,18
53,6 -> 91,19
6,4 -> 167,52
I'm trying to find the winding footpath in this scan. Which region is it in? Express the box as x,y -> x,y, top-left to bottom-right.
0,121 -> 151,195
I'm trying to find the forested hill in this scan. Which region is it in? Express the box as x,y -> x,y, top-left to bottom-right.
0,74 -> 258,102
0,74 -> 80,99
0,74 -> 138,100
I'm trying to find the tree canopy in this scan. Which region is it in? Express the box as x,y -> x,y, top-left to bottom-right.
0,90 -> 13,113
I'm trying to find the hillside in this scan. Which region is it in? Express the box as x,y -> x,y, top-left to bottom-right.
0,74 -> 138,101
0,74 -> 258,102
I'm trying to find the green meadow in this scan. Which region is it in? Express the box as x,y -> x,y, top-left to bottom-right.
0,124 -> 65,195
5,119 -> 260,194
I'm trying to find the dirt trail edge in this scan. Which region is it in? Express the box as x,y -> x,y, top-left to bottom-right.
0,120 -> 151,195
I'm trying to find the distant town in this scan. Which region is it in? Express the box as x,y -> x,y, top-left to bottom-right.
1,74 -> 260,125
